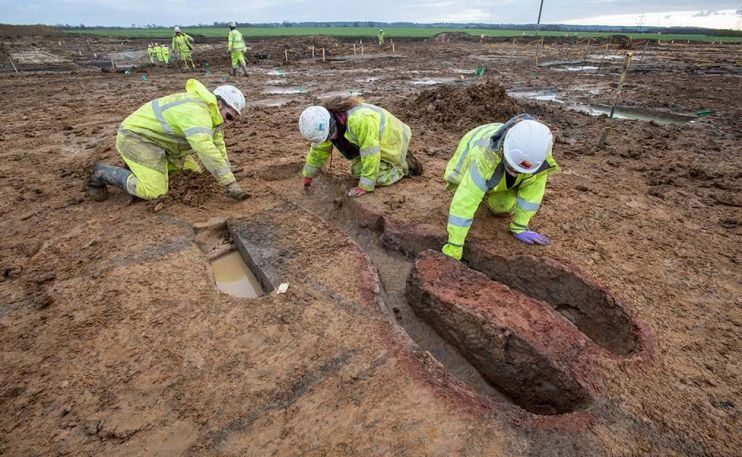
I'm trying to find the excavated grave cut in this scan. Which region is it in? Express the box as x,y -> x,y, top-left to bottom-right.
407,250 -> 593,415
270,175 -> 649,415
211,251 -> 264,298
193,218 -> 273,297
465,248 -> 642,357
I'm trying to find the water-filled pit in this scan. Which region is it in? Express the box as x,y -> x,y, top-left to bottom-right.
211,251 -> 264,298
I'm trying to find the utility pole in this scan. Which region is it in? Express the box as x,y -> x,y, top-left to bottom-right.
535,0 -> 545,36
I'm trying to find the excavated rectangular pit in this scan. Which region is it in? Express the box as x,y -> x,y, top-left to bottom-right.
292,180 -> 507,403
407,251 -> 593,415
194,218 -> 273,298
465,249 -> 641,357
274,176 -> 647,415
211,251 -> 264,299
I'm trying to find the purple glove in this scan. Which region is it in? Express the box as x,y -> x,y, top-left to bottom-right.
512,230 -> 551,246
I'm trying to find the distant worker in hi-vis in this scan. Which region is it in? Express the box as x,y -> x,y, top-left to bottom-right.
153,43 -> 164,63
161,44 -> 170,63
172,26 -> 195,70
227,22 -> 249,77
298,97 -> 422,198
147,44 -> 155,64
442,115 -> 560,261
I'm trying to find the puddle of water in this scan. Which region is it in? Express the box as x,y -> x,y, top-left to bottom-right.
411,78 -> 457,86
211,251 -> 263,298
317,89 -> 364,99
573,104 -> 695,124
508,90 -> 693,124
354,77 -> 379,83
265,79 -> 288,85
247,98 -> 292,108
588,54 -> 624,61
508,90 -> 563,103
263,86 -> 306,95
555,65 -> 599,72
266,69 -> 287,76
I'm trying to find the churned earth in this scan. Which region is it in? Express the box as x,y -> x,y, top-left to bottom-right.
0,28 -> 740,456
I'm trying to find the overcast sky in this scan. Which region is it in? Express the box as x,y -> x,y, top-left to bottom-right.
2,1 -> 740,29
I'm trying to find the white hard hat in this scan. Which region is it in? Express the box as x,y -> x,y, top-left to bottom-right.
174,26 -> 181,32
299,106 -> 331,143
503,120 -> 553,174
229,21 -> 237,27
213,85 -> 246,115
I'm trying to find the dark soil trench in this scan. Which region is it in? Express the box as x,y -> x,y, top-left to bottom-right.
266,173 -> 644,415
288,178 -> 504,401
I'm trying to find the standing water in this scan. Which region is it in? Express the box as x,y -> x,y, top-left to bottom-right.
211,251 -> 263,298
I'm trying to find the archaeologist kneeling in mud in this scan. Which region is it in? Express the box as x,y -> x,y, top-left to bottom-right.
442,115 -> 560,261
298,97 -> 422,198
87,79 -> 248,202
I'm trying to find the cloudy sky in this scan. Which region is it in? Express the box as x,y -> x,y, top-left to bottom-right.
2,0 -> 740,29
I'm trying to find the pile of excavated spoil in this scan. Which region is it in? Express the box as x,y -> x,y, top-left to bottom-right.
397,80 -> 524,130
160,170 -> 224,206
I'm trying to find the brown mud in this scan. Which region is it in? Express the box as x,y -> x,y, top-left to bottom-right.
0,29 -> 740,456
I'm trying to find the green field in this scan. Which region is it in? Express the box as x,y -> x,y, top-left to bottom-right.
69,27 -> 742,43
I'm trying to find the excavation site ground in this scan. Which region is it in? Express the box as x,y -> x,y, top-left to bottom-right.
1,28 -> 740,456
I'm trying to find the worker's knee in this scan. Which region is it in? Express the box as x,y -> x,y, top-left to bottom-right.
131,177 -> 168,200
376,166 -> 404,187
122,161 -> 169,200
487,192 -> 516,215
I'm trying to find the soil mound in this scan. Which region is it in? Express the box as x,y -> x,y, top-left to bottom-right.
397,80 -> 524,130
299,35 -> 343,48
432,32 -> 475,42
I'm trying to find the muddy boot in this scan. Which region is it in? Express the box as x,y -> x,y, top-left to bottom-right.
87,163 -> 132,201
86,166 -> 109,202
230,67 -> 237,77
406,151 -> 424,176
240,63 -> 249,77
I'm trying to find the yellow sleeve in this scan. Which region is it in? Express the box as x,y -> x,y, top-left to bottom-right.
509,173 -> 547,233
303,141 -> 333,178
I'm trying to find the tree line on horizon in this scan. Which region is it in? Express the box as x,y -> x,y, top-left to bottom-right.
55,22 -> 740,37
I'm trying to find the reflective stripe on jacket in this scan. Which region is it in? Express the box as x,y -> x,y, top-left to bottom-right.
228,29 -> 245,51
119,79 -> 234,185
444,123 -> 559,246
302,104 -> 411,191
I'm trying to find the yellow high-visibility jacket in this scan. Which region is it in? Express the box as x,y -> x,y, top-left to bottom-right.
444,122 -> 559,247
172,33 -> 194,52
119,79 -> 234,185
302,104 -> 411,192
228,29 -> 245,52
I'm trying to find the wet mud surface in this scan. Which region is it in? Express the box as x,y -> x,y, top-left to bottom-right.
0,31 -> 740,456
